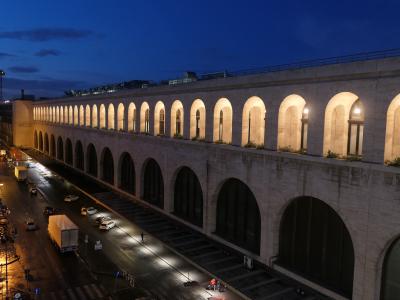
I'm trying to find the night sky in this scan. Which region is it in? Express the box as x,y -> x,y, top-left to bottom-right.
1,0 -> 399,99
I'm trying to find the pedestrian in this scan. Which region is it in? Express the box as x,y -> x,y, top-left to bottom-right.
140,232 -> 144,242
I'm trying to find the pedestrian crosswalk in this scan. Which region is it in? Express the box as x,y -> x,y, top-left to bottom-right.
45,283 -> 106,300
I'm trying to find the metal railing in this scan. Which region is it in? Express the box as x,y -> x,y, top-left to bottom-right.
229,48 -> 400,77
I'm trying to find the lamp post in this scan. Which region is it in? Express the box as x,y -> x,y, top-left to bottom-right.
0,70 -> 5,101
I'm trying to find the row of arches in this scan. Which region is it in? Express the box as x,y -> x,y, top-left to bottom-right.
36,91 -> 400,159
33,130 -> 352,296
33,130 -> 400,299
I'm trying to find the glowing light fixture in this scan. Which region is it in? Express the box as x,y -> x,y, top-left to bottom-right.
354,107 -> 361,114
303,107 -> 309,114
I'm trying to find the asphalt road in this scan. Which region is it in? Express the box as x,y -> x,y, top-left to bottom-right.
6,155 -> 241,300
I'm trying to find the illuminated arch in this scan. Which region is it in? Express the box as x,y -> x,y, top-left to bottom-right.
64,106 -> 68,123
277,94 -> 307,151
68,106 -> 73,124
154,101 -> 166,135
79,105 -> 84,126
108,104 -> 115,129
140,102 -> 150,133
171,100 -> 184,136
85,104 -> 90,126
190,99 -> 206,139
127,102 -> 136,132
213,98 -> 232,143
241,96 -> 266,146
323,92 -> 364,156
99,104 -> 106,128
92,104 -> 98,128
73,105 -> 78,126
56,106 -> 59,123
60,106 -> 64,123
117,103 -> 125,130
385,94 -> 400,161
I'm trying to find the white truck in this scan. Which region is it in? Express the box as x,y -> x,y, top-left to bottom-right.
14,166 -> 27,181
48,215 -> 79,253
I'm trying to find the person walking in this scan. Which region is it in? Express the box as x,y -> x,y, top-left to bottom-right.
140,232 -> 144,242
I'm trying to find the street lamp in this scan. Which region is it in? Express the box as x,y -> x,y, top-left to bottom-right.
0,70 -> 5,101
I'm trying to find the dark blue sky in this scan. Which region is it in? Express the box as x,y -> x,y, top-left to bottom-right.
1,0 -> 399,98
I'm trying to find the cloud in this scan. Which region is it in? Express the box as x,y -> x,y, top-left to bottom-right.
35,49 -> 61,57
0,28 -> 94,42
0,52 -> 15,59
9,66 -> 39,73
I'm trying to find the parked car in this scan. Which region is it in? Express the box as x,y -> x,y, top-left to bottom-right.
26,218 -> 37,231
43,206 -> 55,216
95,216 -> 111,225
29,187 -> 37,195
64,195 -> 79,202
99,219 -> 115,230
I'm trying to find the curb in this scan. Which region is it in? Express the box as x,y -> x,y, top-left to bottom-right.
24,150 -> 251,300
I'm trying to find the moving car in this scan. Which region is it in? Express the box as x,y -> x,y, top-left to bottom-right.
64,195 -> 79,202
43,206 -> 55,216
26,218 -> 37,231
95,216 -> 111,225
99,219 -> 115,230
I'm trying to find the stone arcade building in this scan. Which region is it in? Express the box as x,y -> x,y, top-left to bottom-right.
7,56 -> 400,300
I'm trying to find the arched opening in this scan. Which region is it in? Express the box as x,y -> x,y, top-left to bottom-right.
68,106 -> 73,124
38,132 -> 43,151
79,105 -> 84,126
174,167 -> 203,227
34,131 -> 38,149
154,101 -> 165,135
50,135 -> 56,157
190,99 -> 206,139
381,237 -> 400,299
107,103 -> 115,129
117,103 -> 124,131
278,196 -> 354,297
127,102 -> 136,132
56,106 -> 59,123
385,94 -> 400,161
142,158 -> 164,208
57,137 -> 64,160
140,102 -> 150,133
85,105 -> 90,126
119,152 -> 135,194
216,178 -> 260,254
92,104 -> 98,128
86,144 -> 98,177
277,94 -> 307,151
171,100 -> 184,137
108,104 -> 115,130
323,92 -> 363,157
213,98 -> 233,143
241,96 -> 266,147
101,147 -> 114,184
60,106 -> 64,123
75,140 -> 84,170
99,104 -> 106,129
74,106 -> 78,126
65,138 -> 73,165
44,133 -> 49,153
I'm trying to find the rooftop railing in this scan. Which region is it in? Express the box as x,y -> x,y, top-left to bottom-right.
230,48 -> 400,77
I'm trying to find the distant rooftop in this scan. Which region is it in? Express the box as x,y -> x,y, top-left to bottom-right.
63,48 -> 400,98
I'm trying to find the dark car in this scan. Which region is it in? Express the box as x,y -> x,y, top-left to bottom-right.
43,206 -> 55,216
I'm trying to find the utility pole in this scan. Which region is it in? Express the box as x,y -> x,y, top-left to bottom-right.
0,70 -> 5,101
